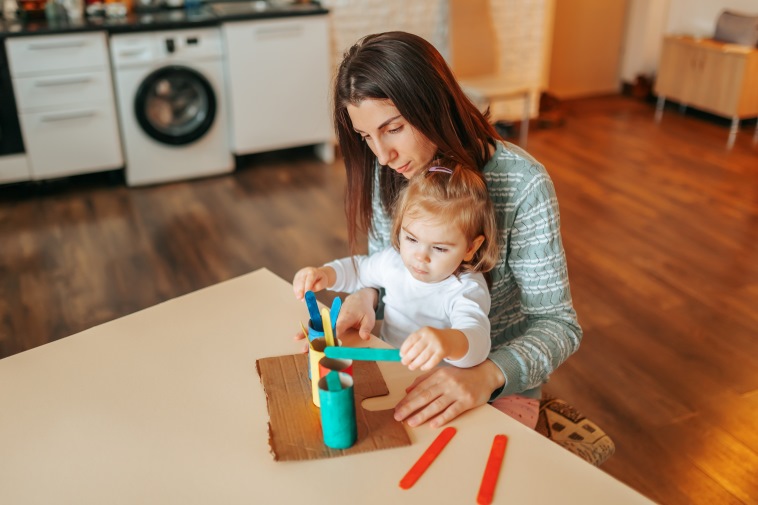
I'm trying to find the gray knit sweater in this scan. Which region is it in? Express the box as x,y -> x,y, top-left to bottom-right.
369,141 -> 582,400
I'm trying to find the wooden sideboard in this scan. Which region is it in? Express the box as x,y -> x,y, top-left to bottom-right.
654,35 -> 758,149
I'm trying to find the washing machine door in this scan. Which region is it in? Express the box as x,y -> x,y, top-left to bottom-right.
135,65 -> 216,146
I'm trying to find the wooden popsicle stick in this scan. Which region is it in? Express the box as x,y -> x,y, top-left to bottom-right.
399,426 -> 457,490
321,307 -> 336,347
305,291 -> 322,331
324,347 -> 401,362
299,322 -> 309,340
476,434 -> 508,505
326,371 -> 341,391
329,297 -> 342,334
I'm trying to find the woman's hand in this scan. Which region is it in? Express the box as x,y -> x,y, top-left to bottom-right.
393,360 -> 505,428
334,288 -> 379,341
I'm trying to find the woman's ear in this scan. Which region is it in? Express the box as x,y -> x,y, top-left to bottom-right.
463,235 -> 486,262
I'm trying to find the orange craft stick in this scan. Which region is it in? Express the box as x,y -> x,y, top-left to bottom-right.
476,434 -> 509,505
399,426 -> 457,490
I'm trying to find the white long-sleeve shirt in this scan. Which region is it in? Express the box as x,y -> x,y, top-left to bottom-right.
325,247 -> 491,368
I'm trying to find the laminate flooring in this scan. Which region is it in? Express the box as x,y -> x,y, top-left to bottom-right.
1,95 -> 757,504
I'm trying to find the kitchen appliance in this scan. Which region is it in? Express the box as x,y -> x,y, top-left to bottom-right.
110,27 -> 233,186
0,40 -> 29,183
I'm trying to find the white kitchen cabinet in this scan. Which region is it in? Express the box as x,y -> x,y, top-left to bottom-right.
221,15 -> 333,159
6,32 -> 124,180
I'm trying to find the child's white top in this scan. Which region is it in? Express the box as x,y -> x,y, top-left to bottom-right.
326,247 -> 491,368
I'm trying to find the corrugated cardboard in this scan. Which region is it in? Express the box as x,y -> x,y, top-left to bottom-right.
256,353 -> 411,461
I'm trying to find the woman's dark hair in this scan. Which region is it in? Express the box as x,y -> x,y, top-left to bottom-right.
334,31 -> 501,256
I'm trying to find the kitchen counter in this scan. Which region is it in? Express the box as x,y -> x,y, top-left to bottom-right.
0,1 -> 328,37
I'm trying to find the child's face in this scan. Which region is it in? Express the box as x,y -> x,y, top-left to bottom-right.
398,211 -> 481,283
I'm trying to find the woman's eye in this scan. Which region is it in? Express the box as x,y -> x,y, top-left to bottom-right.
360,135 -> 370,142
388,125 -> 403,134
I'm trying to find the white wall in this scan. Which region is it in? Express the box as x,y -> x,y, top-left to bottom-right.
666,0 -> 758,37
620,0 -> 758,83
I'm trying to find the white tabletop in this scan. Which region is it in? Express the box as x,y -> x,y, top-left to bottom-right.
0,268 -> 654,504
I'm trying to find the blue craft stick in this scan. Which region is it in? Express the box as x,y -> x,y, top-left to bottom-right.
324,347 -> 402,362
304,291 -> 323,331
330,297 -> 342,334
326,371 -> 342,391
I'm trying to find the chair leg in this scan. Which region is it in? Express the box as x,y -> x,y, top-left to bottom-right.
520,91 -> 530,147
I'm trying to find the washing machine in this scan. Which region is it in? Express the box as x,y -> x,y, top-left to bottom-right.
110,27 -> 233,186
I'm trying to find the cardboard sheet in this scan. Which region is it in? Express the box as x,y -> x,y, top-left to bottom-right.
256,353 -> 411,461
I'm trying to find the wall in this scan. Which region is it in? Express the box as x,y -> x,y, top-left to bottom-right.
320,0 -> 448,70
620,0 -> 758,83
323,0 -> 552,122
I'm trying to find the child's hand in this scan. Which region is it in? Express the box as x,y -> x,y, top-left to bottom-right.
400,327 -> 461,371
292,266 -> 332,300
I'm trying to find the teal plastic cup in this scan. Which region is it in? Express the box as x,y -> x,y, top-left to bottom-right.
318,372 -> 357,450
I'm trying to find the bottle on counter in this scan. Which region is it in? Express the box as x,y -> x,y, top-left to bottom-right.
2,0 -> 19,19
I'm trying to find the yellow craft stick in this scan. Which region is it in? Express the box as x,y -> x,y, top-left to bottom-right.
300,321 -> 309,340
321,307 -> 336,347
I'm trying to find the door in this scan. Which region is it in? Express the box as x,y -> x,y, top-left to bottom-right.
547,0 -> 629,99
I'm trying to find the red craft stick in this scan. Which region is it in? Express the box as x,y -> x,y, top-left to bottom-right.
476,434 -> 509,505
399,426 -> 457,490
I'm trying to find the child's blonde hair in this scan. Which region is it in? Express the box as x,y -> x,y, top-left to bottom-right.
391,166 -> 499,275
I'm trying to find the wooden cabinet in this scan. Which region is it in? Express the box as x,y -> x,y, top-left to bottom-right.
6,32 -> 124,180
221,15 -> 333,160
654,35 -> 758,148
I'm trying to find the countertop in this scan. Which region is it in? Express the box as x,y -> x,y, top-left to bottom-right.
0,1 -> 328,37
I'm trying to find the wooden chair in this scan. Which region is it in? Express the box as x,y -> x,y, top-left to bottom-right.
535,394 -> 616,467
449,0 -> 541,147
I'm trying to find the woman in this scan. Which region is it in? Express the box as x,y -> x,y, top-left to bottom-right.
332,31 -> 582,430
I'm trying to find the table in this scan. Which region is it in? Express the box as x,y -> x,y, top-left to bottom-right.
0,268 -> 655,504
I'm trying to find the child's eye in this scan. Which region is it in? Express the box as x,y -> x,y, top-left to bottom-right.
404,235 -> 417,243
433,246 -> 448,253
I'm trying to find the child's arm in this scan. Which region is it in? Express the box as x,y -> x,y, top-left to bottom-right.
400,328 -> 470,371
292,266 -> 337,300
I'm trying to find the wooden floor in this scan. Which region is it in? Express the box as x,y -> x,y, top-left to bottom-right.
1,95 -> 757,504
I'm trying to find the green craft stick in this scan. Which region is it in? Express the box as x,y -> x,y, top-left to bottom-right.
326,371 -> 342,391
324,347 -> 402,362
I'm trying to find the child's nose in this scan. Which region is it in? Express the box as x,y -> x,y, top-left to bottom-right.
415,250 -> 430,263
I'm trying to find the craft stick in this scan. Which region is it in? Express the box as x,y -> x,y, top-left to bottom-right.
399,427 -> 457,490
326,371 -> 341,391
476,434 -> 509,505
305,291 -> 322,331
321,307 -> 336,347
300,321 -> 309,340
329,297 -> 342,333
324,347 -> 401,362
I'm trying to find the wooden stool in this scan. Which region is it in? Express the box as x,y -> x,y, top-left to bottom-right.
535,394 -> 615,467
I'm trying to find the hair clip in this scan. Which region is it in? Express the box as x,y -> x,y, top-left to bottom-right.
428,166 -> 454,174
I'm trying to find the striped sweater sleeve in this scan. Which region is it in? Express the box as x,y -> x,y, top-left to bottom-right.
486,150 -> 582,399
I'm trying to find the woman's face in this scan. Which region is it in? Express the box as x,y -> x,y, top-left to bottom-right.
347,99 -> 437,179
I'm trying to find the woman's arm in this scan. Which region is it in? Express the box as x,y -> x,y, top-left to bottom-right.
486,168 -> 582,399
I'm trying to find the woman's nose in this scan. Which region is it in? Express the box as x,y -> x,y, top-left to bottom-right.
372,138 -> 395,166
